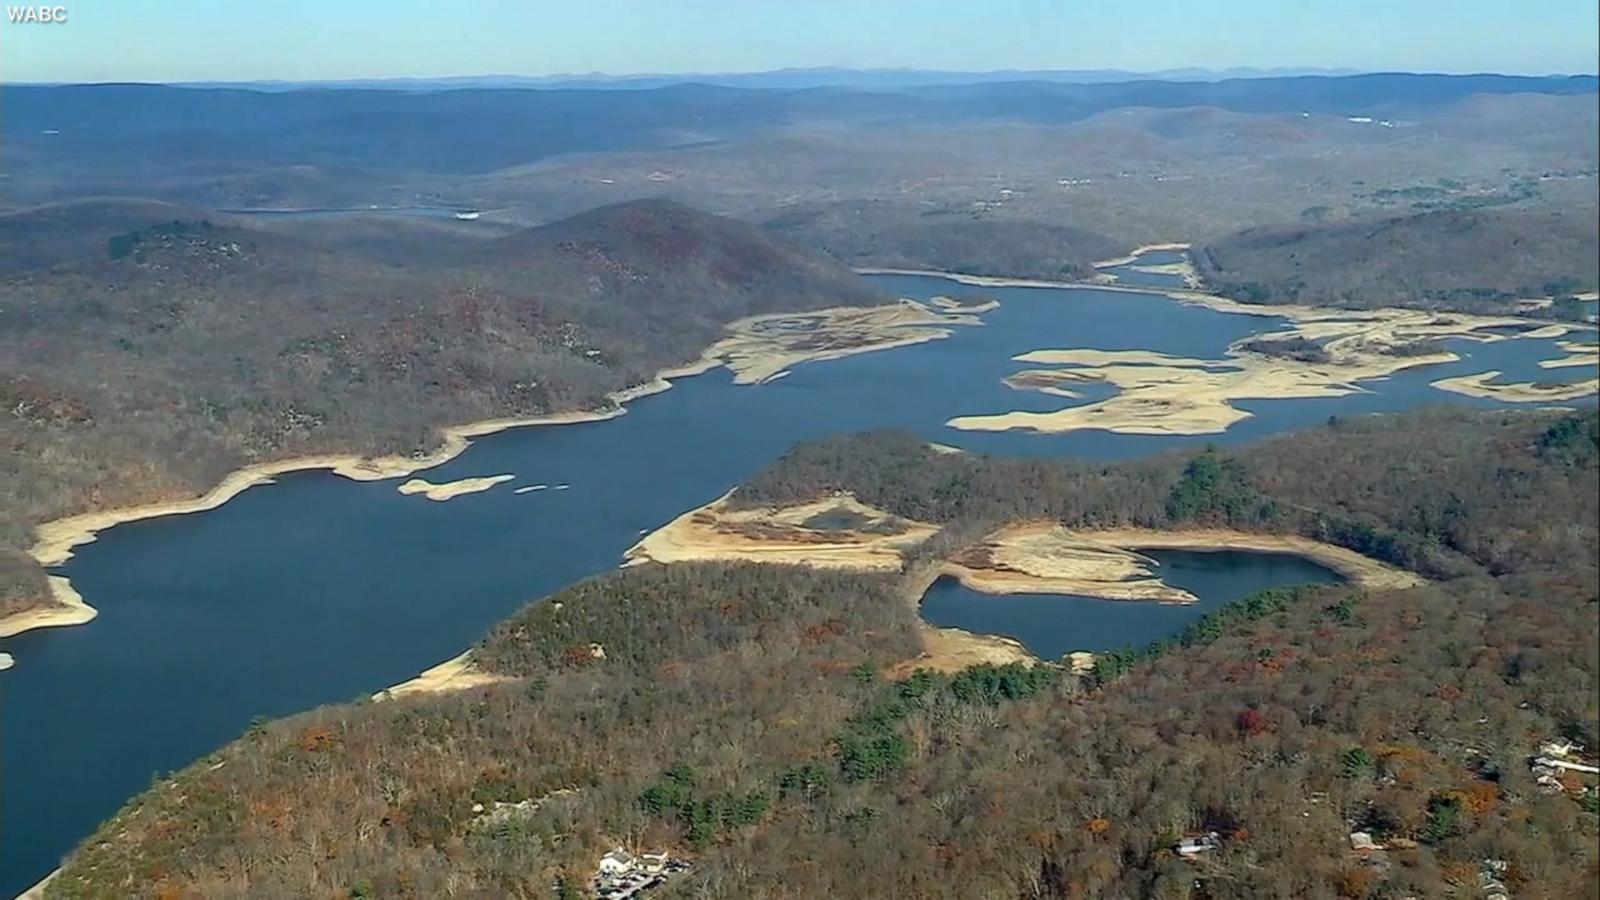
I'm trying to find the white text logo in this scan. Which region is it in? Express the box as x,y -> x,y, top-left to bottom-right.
6,6 -> 68,23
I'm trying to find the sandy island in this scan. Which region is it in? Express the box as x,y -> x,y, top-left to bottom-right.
1536,338 -> 1600,370
948,303 -> 1593,436
5,297 -> 1000,649
703,298 -> 992,385
397,474 -> 515,501
1431,370 -> 1600,403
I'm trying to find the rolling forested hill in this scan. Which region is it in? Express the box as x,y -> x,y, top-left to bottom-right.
41,408 -> 1600,899
1196,206 -> 1600,315
0,199 -> 889,618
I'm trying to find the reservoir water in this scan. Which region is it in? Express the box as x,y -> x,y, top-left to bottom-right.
921,550 -> 1345,661
0,270 -> 1593,894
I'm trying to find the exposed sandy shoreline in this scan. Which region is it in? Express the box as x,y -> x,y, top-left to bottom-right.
0,577 -> 97,640
856,266 -> 1111,291
6,297 -> 990,648
374,650 -> 511,700
894,622 -> 1038,678
903,525 -> 1419,672
1089,242 -> 1194,269
859,264 -> 1600,332
23,366 -> 704,573
940,522 -> 1197,603
624,488 -> 1418,675
624,491 -> 939,571
887,564 -> 1038,678
621,495 -> 1039,676
16,869 -> 57,899
1078,528 -> 1424,590
936,524 -> 1420,600
397,474 -> 515,501
5,374 -> 697,645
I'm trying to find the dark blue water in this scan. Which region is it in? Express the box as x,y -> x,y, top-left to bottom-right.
0,272 -> 1592,895
921,550 -> 1344,661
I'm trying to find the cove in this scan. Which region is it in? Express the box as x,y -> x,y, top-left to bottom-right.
921,549 -> 1346,662
0,270 -> 1593,895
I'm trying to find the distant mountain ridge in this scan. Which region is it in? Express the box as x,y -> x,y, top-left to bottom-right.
153,66 -> 1372,92
5,74 -> 1594,178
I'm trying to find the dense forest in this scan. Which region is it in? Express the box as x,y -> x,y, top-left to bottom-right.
1194,207 -> 1600,317
0,199 -> 889,618
764,201 -> 1124,281
44,408 -> 1600,898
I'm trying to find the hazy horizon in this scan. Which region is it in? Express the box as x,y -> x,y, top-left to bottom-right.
2,0 -> 1596,84
5,65 -> 1596,90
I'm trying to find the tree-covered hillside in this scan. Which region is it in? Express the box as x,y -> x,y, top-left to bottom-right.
44,409 -> 1600,899
0,199 -> 889,619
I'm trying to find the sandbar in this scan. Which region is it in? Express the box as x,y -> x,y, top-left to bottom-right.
397,474 -> 515,501
1430,371 -> 1600,403
930,295 -> 1002,314
944,299 -> 1584,435
1003,369 -> 1088,399
1538,339 -> 1600,370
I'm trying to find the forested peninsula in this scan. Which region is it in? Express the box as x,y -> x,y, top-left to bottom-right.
42,408 -> 1600,899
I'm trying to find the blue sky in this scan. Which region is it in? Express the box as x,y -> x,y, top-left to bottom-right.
2,0 -> 1597,83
